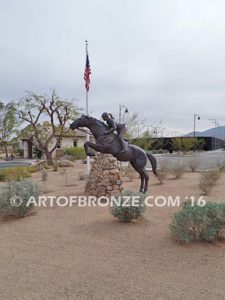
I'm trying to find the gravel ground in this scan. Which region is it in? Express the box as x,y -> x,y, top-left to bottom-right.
0,162 -> 225,299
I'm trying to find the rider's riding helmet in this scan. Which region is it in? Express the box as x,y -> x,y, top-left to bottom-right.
102,112 -> 114,120
101,112 -> 109,120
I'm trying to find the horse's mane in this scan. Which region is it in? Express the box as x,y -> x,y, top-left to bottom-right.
89,116 -> 108,129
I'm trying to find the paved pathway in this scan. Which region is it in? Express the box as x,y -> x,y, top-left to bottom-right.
0,160 -> 32,169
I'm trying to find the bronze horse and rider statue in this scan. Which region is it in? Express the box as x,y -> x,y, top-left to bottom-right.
70,113 -> 158,193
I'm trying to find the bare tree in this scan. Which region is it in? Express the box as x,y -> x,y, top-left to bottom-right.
120,112 -> 146,138
16,90 -> 80,165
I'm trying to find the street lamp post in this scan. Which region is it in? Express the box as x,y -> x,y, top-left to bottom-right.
193,114 -> 201,137
209,119 -> 218,150
119,104 -> 128,123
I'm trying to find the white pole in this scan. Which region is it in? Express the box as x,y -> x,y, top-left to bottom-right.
85,41 -> 90,174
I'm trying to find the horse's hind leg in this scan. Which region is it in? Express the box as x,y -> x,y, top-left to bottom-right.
138,168 -> 149,193
130,161 -> 145,193
139,172 -> 145,193
142,168 -> 149,194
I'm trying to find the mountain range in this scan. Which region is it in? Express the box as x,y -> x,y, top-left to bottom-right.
186,126 -> 225,140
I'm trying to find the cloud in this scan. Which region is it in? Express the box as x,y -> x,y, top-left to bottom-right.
1,0 -> 225,133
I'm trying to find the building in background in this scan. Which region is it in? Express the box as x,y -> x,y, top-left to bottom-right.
19,122 -> 90,159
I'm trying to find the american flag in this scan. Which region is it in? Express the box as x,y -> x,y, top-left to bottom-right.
84,53 -> 91,91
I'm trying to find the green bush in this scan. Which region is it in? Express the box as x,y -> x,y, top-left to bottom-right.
0,180 -> 40,217
172,137 -> 205,153
64,147 -> 86,160
131,131 -> 153,151
27,165 -> 38,173
170,201 -> 225,243
33,146 -> 43,159
0,166 -> 32,182
109,190 -> 146,222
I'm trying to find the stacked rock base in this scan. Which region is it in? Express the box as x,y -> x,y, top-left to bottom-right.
85,153 -> 123,197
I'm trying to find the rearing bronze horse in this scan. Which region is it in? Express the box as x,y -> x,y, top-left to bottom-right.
70,115 -> 157,193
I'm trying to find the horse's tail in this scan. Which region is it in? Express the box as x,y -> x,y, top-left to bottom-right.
146,152 -> 158,177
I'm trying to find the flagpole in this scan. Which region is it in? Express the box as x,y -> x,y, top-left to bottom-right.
85,40 -> 90,174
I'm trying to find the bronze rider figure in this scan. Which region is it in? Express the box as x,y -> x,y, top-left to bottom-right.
101,112 -> 127,153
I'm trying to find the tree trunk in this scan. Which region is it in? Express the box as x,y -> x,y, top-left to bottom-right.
4,145 -> 8,159
45,150 -> 53,166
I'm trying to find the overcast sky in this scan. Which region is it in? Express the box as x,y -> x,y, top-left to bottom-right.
1,0 -> 225,135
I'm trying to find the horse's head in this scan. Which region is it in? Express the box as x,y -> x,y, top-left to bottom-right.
70,115 -> 91,130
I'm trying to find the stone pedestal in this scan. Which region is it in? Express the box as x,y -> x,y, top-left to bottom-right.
85,153 -> 123,197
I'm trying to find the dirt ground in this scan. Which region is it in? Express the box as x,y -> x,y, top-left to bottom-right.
1,162 -> 225,300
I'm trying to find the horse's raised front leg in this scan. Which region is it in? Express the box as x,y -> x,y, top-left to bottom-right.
84,141 -> 107,156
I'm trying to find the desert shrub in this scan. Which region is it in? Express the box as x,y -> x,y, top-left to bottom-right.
57,160 -> 74,167
63,170 -> 68,187
157,159 -> 169,184
59,167 -> 66,175
216,160 -> 225,173
0,166 -> 31,182
0,180 -> 40,217
53,160 -> 58,172
199,169 -> 221,195
109,190 -> 146,222
41,168 -> 48,181
33,160 -> 49,171
170,162 -> 185,179
78,172 -> 87,180
170,201 -> 225,243
64,147 -> 86,160
188,157 -> 200,172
